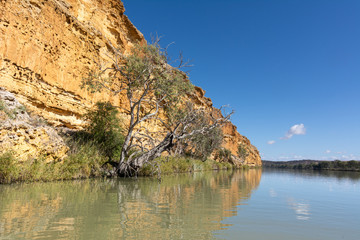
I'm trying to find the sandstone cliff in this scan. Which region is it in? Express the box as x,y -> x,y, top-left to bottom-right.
0,0 -> 261,166
0,88 -> 68,162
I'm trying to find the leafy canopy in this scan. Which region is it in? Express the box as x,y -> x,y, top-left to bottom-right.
82,42 -> 194,116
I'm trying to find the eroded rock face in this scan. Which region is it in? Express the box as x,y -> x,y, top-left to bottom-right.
0,0 -> 261,166
0,88 -> 68,162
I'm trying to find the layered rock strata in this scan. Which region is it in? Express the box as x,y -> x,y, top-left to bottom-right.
0,88 -> 68,162
0,0 -> 261,166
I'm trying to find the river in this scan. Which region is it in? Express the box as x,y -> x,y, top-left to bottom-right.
0,169 -> 359,239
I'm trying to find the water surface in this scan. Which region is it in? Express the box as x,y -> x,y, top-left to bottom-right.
219,169 -> 360,240
0,169 -> 359,239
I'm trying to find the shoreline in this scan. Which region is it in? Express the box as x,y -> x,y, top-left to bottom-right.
262,160 -> 360,172
0,153 -> 256,184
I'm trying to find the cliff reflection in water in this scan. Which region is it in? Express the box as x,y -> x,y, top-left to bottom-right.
0,169 -> 262,239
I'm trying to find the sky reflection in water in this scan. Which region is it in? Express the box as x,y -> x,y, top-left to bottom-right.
218,169 -> 360,240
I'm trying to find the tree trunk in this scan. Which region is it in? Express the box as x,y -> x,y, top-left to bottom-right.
117,133 -> 175,177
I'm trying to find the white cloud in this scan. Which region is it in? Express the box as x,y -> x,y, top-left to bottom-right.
281,123 -> 306,140
278,155 -> 304,160
325,150 -> 331,154
267,140 -> 276,145
339,154 -> 359,160
335,151 -> 346,154
270,152 -> 360,161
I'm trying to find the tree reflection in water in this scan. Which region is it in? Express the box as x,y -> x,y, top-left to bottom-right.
0,169 -> 262,239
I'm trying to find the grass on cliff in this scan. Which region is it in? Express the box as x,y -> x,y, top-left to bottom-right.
0,99 -> 5,111
0,99 -> 27,119
0,152 -> 18,184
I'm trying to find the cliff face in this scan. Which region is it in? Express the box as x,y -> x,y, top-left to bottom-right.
0,0 -> 261,166
0,88 -> 68,162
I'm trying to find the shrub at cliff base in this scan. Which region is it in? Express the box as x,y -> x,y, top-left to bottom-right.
0,152 -> 19,184
0,150 -> 237,183
139,156 -> 234,177
83,101 -> 124,161
0,142 -> 107,184
67,101 -> 124,163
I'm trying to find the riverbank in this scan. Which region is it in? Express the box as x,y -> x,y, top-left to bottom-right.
262,160 -> 360,172
0,148 -> 246,184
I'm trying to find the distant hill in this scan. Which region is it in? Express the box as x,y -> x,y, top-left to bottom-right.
262,160 -> 360,172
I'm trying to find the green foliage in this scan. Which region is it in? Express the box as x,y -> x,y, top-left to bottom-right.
81,41 -> 195,171
237,144 -> 249,161
1,150 -> 237,184
0,101 -> 27,120
0,100 -> 14,119
191,127 -> 223,160
0,99 -> 5,111
82,42 -> 194,112
139,156 -> 235,176
126,42 -> 194,105
263,160 -> 360,171
0,152 -> 19,184
59,141 -> 108,179
180,126 -> 223,161
0,143 -> 108,184
214,148 -> 233,163
0,101 -> 124,184
83,101 -> 124,160
169,102 -> 224,161
347,160 -> 359,169
318,161 -> 330,169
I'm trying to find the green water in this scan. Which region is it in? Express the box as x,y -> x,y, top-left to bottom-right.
0,169 -> 359,239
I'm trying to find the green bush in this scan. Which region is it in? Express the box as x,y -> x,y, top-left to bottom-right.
70,101 -> 125,161
139,156 -> 236,176
347,160 -> 360,170
84,102 -> 124,160
60,141 -> 108,179
214,148 -> 232,163
237,144 -> 248,161
0,152 -> 19,184
0,142 -> 108,184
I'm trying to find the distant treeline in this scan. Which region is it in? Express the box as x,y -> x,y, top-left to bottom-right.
262,160 -> 360,171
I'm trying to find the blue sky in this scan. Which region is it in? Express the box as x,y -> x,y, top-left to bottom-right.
123,0 -> 360,161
